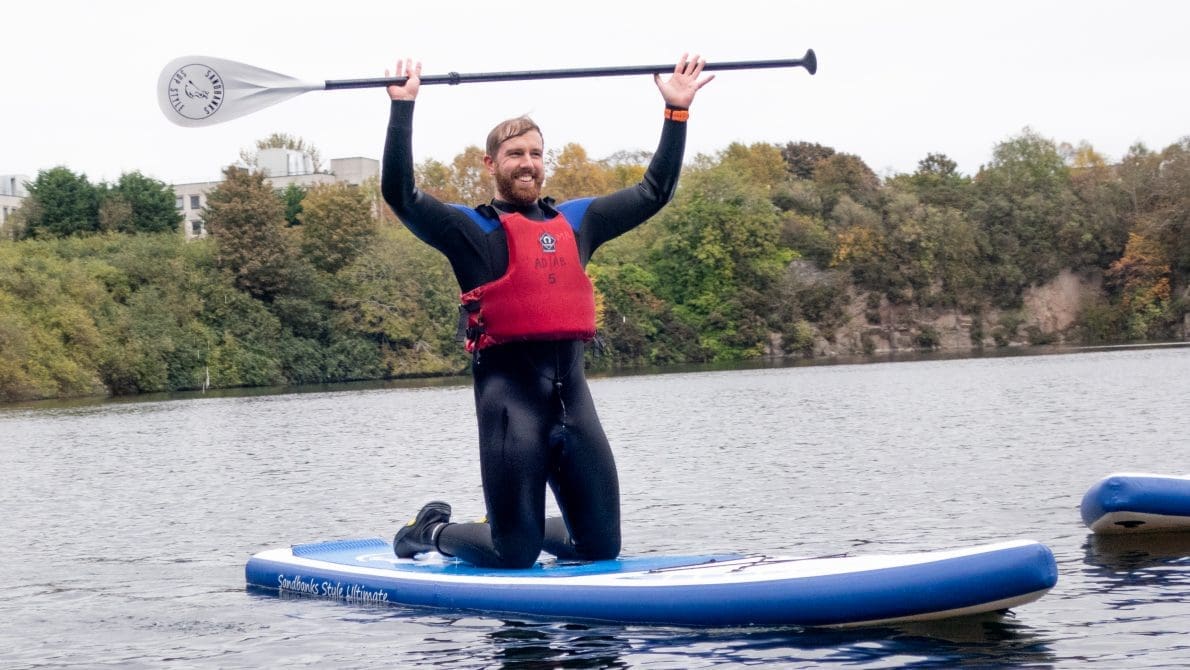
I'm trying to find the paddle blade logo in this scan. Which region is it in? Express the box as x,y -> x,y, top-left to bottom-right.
158,55 -> 323,127
163,63 -> 225,122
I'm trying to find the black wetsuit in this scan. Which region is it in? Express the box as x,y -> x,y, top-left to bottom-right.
381,100 -> 687,568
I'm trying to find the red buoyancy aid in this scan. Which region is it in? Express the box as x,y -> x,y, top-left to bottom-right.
460,211 -> 596,351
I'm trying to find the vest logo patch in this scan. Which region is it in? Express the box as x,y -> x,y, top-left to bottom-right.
538,231 -> 557,253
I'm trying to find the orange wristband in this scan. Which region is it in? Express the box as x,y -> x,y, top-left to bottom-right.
664,107 -> 689,122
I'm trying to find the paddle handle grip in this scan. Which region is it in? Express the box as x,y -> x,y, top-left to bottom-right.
325,50 -> 816,90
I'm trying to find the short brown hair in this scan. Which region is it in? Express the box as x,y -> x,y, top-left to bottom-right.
486,116 -> 542,158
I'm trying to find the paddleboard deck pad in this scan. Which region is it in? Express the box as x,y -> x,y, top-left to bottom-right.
1081,472 -> 1190,534
245,538 -> 1057,627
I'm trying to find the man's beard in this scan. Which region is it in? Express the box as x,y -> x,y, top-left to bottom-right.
495,169 -> 543,207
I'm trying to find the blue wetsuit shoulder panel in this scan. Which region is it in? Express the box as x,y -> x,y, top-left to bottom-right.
557,198 -> 594,232
451,203 -> 501,233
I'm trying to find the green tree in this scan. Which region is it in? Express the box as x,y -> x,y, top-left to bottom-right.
971,128 -> 1079,305
281,183 -> 306,226
21,166 -> 99,238
337,224 -> 463,376
1116,142 -> 1161,217
778,210 -> 834,267
298,183 -> 377,274
0,240 -> 108,399
1065,142 -> 1131,268
1146,139 -> 1190,278
98,171 -> 184,234
718,142 -> 789,188
878,190 -> 983,308
893,152 -> 974,210
650,162 -> 791,359
588,262 -> 705,365
814,152 -> 881,213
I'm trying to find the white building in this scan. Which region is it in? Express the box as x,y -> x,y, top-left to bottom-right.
172,151 -> 379,239
0,174 -> 30,236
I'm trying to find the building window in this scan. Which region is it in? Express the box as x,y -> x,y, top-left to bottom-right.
176,196 -> 184,209
191,220 -> 204,236
190,195 -> 201,210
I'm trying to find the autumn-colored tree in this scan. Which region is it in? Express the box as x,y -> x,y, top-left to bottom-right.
830,195 -> 888,291
97,196 -> 133,234
604,150 -> 651,190
546,143 -> 613,202
415,158 -> 463,203
781,141 -> 836,180
203,167 -> 296,301
452,146 -> 492,205
414,147 -> 492,205
1106,232 -> 1173,339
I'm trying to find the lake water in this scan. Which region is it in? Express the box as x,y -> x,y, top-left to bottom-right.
2,345 -> 1189,668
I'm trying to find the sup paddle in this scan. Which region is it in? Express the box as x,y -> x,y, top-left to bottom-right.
158,51 -> 816,127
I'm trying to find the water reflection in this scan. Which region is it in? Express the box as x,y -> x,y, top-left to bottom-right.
1081,532 -> 1190,619
655,615 -> 1052,667
480,613 -> 1059,669
249,585 -> 1060,669
1083,532 -> 1190,572
488,621 -> 629,669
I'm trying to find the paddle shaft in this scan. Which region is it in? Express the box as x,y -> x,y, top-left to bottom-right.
324,51 -> 816,90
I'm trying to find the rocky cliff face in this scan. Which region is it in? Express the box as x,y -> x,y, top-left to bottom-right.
806,269 -> 1105,357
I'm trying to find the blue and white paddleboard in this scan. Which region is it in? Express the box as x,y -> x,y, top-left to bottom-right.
1081,472 -> 1190,534
245,538 -> 1057,628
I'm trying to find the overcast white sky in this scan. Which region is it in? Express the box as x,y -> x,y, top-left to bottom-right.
3,0 -> 1188,187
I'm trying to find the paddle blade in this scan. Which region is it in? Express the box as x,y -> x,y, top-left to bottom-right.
158,55 -> 324,127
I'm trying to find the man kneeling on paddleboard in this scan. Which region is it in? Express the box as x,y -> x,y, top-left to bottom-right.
381,54 -> 713,569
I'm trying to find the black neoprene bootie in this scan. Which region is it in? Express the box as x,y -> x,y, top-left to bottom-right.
393,501 -> 452,558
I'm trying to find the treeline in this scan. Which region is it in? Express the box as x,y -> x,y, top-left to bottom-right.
1,127 -> 1187,402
